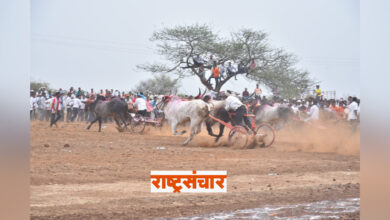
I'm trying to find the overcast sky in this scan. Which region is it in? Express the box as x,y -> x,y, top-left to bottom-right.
31,0 -> 359,98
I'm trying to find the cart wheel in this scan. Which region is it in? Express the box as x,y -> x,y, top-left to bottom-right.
255,123 -> 275,147
131,115 -> 146,134
228,125 -> 249,148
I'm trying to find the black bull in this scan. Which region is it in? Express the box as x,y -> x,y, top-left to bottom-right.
205,107 -> 230,142
86,96 -> 129,132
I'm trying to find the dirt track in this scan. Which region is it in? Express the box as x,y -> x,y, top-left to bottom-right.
30,121 -> 360,219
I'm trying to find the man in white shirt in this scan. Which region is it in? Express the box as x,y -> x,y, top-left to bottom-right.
222,92 -> 252,132
134,93 -> 147,116
37,93 -> 47,121
291,100 -> 300,114
193,54 -> 205,67
219,62 -> 226,80
113,90 -> 120,97
347,97 -> 359,131
70,95 -> 82,122
207,54 -> 215,69
78,95 -> 87,121
33,94 -> 39,119
226,62 -> 237,80
347,97 -> 359,121
305,100 -> 320,122
64,93 -> 73,122
45,95 -> 52,121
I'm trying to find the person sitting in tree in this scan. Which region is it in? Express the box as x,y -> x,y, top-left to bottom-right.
192,54 -> 205,68
226,62 -> 238,80
237,61 -> 248,74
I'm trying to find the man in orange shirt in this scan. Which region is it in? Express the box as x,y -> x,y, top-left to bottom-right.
329,100 -> 345,119
207,61 -> 220,86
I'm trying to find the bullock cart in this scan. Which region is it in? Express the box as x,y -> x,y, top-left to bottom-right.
128,110 -> 164,134
208,112 -> 276,148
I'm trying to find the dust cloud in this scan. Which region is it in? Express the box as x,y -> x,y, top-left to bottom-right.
143,121 -> 360,155
276,122 -> 360,155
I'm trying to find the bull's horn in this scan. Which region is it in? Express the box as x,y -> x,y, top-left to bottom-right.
197,88 -> 201,97
202,88 -> 208,97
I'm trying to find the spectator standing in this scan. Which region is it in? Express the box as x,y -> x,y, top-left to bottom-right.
253,84 -> 262,103
314,85 -> 322,101
86,95 -> 96,122
219,62 -> 226,80
39,87 -> 50,99
44,95 -> 52,121
304,100 -> 320,122
50,92 -> 62,127
37,93 -> 47,121
59,90 -> 65,121
242,88 -> 250,100
33,93 -> 39,119
64,93 -> 73,122
347,96 -> 359,131
112,90 -> 117,97
75,87 -> 84,97
70,95 -> 82,122
78,95 -> 87,121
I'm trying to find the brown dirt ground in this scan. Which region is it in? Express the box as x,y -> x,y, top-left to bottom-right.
30,121 -> 360,219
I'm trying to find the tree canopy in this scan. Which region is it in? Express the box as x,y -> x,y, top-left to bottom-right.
133,75 -> 180,95
30,81 -> 51,92
138,24 -> 313,97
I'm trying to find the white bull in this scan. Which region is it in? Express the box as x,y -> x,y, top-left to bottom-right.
255,103 -> 293,129
159,96 -> 210,145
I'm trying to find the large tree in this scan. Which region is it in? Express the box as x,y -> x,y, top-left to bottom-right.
133,75 -> 180,95
138,24 -> 313,97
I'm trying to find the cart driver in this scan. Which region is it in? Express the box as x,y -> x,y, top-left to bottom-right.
134,92 -> 147,116
220,91 -> 253,133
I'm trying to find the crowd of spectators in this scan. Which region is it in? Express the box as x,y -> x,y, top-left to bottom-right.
30,84 -> 360,131
29,87 -> 159,125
